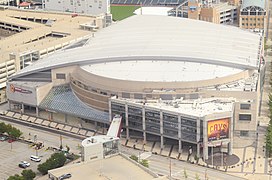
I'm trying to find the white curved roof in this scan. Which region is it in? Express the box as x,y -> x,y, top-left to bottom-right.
81,61 -> 243,82
12,15 -> 261,79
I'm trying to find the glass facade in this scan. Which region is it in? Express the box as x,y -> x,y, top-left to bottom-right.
111,101 -> 203,143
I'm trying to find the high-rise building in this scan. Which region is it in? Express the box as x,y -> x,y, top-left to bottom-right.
239,0 -> 267,32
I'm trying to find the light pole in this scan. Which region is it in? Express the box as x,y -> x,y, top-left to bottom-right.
60,135 -> 63,149
211,145 -> 213,167
169,158 -> 172,180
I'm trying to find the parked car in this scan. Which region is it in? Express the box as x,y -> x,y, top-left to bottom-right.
18,161 -> 30,169
0,136 -> 8,141
21,161 -> 30,167
8,139 -> 15,143
59,173 -> 72,180
18,163 -> 27,169
30,155 -> 41,162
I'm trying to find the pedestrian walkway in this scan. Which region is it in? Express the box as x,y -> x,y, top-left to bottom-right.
3,110 -> 97,139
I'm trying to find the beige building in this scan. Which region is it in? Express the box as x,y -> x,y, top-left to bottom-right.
239,0 -> 268,31
187,1 -> 238,24
171,0 -> 239,24
0,8 -> 109,104
6,15 -> 264,158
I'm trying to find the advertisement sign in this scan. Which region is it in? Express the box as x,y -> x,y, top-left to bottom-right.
207,118 -> 229,141
7,82 -> 37,106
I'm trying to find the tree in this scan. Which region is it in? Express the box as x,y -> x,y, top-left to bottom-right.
38,153 -> 67,175
37,162 -> 48,175
5,124 -> 13,135
8,127 -> 22,139
0,122 -> 6,134
266,125 -> 272,157
140,159 -> 149,168
7,174 -> 24,180
21,169 -> 36,180
130,155 -> 138,162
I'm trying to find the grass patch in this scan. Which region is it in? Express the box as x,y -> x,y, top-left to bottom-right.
111,6 -> 140,21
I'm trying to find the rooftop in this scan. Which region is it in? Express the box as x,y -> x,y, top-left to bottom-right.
81,60 -> 243,82
49,155 -> 158,180
111,97 -> 235,117
0,7 -> 99,77
11,15 -> 262,80
82,135 -> 119,147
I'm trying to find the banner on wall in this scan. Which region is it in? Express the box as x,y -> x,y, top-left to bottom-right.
207,118 -> 229,141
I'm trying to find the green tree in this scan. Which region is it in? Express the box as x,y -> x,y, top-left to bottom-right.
140,159 -> 149,168
8,127 -> 23,139
266,125 -> 272,157
0,122 -> 6,134
7,174 -> 24,180
37,162 -> 48,175
38,153 -> 67,175
21,169 -> 36,180
130,155 -> 138,162
5,124 -> 13,135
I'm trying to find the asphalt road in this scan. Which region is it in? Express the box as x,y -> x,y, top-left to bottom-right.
0,116 -> 245,180
121,146 -> 245,180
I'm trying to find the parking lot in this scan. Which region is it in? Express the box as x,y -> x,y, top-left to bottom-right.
0,139 -> 54,179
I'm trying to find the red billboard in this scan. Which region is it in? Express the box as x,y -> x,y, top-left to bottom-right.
207,118 -> 229,141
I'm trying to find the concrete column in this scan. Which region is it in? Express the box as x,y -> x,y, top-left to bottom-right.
196,117 -> 201,157
21,103 -> 24,113
203,119 -> 208,160
160,110 -> 164,149
108,99 -> 112,121
8,100 -> 11,110
65,114 -> 68,123
125,103 -> 129,140
142,106 -> 146,144
35,107 -> 39,117
178,115 -> 182,153
228,109 -> 234,155
95,121 -> 97,128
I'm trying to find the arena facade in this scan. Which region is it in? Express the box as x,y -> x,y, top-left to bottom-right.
6,15 -> 265,159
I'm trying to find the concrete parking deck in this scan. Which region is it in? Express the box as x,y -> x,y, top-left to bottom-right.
0,8 -> 100,61
49,155 -> 157,180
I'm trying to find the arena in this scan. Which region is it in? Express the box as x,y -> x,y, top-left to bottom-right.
6,15 -> 265,159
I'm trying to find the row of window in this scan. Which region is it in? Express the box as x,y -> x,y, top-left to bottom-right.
242,23 -> 262,26
242,18 -> 263,21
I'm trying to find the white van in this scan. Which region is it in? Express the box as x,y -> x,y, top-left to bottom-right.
30,155 -> 41,162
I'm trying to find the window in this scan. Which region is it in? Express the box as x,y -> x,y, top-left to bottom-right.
240,104 -> 251,110
242,18 -> 244,20
242,23 -> 245,25
239,114 -> 251,121
240,131 -> 249,137
56,73 -> 66,79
